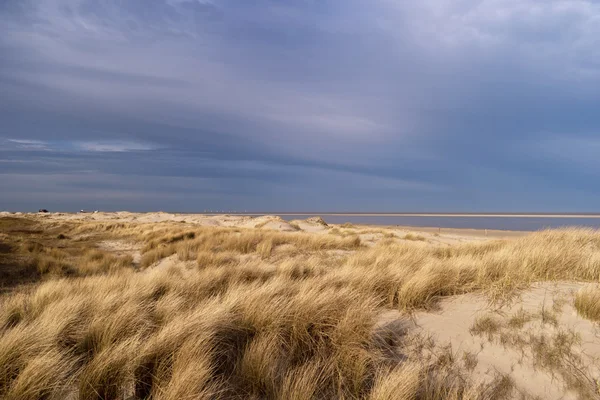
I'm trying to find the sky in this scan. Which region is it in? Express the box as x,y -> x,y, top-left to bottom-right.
1,0 -> 600,212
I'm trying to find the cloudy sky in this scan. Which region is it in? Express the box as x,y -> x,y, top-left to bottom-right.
1,0 -> 600,212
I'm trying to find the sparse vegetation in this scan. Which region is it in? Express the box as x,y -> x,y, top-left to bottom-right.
465,303 -> 600,398
1,216 -> 600,398
470,315 -> 503,340
288,221 -> 301,231
507,309 -> 534,329
462,351 -> 478,371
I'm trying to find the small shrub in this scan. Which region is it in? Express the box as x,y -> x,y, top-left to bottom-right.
403,233 -> 426,242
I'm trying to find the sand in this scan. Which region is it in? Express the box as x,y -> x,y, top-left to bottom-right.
409,282 -> 600,399
374,282 -> 600,399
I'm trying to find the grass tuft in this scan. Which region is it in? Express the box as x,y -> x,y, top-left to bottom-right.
574,286 -> 600,321
403,233 -> 426,242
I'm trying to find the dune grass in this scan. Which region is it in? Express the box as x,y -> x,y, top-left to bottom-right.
574,286 -> 600,321
2,218 -> 600,398
138,227 -> 362,268
403,233 -> 426,242
0,218 -> 137,293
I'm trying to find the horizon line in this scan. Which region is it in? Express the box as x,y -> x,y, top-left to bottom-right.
185,212 -> 600,218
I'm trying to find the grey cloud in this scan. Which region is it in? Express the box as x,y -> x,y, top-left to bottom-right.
1,0 -> 600,211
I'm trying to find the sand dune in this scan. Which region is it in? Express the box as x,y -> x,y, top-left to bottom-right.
0,213 -> 599,399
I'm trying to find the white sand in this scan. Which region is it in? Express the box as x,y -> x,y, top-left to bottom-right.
407,282 -> 600,399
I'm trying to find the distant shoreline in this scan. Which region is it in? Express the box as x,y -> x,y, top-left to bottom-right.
7,211 -> 600,218
9,210 -> 600,231
196,213 -> 600,219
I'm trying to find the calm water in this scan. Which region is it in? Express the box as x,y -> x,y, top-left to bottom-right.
279,215 -> 600,231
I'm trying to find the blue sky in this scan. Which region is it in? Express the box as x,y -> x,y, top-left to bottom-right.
1,0 -> 600,212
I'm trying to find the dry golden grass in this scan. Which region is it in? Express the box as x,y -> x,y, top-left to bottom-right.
137,226 -> 362,268
0,217 -> 137,293
403,233 -> 426,241
2,218 -> 600,398
575,286 -> 600,321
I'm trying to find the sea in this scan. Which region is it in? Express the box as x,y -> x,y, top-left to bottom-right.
276,214 -> 600,231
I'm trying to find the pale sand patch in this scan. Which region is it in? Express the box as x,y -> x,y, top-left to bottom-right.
204,214 -> 251,227
97,240 -> 142,264
290,216 -> 329,233
393,282 -> 600,399
240,215 -> 299,231
144,254 -> 196,273
150,254 -> 179,271
290,220 -> 328,233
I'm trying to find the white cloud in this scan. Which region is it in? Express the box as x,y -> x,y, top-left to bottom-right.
7,139 -> 50,150
4,138 -> 156,153
73,141 -> 157,152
